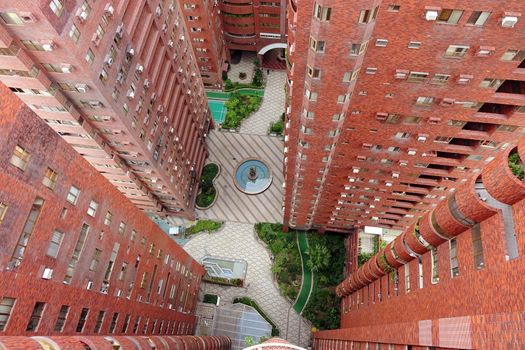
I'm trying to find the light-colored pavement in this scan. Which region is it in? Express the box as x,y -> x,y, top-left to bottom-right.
196,131 -> 283,223
240,71 -> 286,135
184,222 -> 312,348
228,52 -> 257,84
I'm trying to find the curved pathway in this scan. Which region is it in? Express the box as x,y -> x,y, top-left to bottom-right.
183,222 -> 311,347
293,232 -> 315,314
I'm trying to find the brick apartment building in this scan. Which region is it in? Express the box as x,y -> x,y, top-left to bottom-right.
0,85 -> 218,343
283,0 -> 525,232
219,0 -> 287,60
0,0 -> 213,218
313,138 -> 525,348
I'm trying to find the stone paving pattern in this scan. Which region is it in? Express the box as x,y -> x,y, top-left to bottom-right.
195,131 -> 283,223
240,70 -> 286,135
228,52 -> 256,84
184,222 -> 312,348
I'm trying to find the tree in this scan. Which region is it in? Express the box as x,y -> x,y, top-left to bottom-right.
307,244 -> 331,272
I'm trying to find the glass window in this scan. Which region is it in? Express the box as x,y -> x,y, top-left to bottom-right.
472,224 -> 484,269
104,211 -> 112,225
431,74 -> 450,85
10,145 -> 30,170
49,0 -> 64,17
450,238 -> 459,277
9,198 -> 44,269
54,305 -> 69,332
42,167 -> 58,189
467,11 -> 490,26
109,312 -> 119,333
87,200 -> 98,217
68,24 -> 81,43
404,264 -> 410,293
85,49 -> 95,65
66,186 -> 80,204
94,310 -> 105,333
358,7 -> 379,24
416,96 -> 434,106
90,248 -> 102,271
76,308 -> 89,332
313,2 -> 331,21
119,221 -> 126,234
0,12 -> 24,25
407,72 -> 428,83
26,302 -> 45,331
0,297 -> 16,331
0,202 -> 7,223
431,247 -> 439,283
437,9 -> 463,24
47,230 -> 64,258
444,45 -> 469,58
408,41 -> 421,49
64,223 -> 90,283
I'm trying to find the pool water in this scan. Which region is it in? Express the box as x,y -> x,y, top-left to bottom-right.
209,100 -> 226,124
234,159 -> 272,195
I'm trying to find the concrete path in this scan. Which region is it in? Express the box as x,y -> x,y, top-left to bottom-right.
196,131 -> 283,223
183,222 -> 311,348
240,70 -> 286,136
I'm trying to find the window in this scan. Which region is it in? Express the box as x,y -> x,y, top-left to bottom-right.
47,230 -> 64,258
0,12 -> 24,25
387,4 -> 400,12
42,168 -> 58,189
408,41 -> 421,49
64,223 -> 90,283
118,262 -> 128,281
54,305 -> 69,332
415,96 -> 434,106
122,314 -> 131,333
467,11 -> 490,26
365,67 -> 377,74
0,203 -> 7,223
87,200 -> 98,217
444,45 -> 469,58
404,116 -> 421,124
497,124 -> 518,132
350,42 -> 368,56
10,145 -> 30,170
501,49 -> 525,62
132,316 -> 141,334
49,0 -> 64,17
90,248 -> 102,271
479,78 -> 503,88
140,272 -> 148,288
85,49 -> 95,65
337,94 -> 349,103
67,186 -> 80,204
309,37 -> 325,52
76,308 -> 89,332
118,221 -> 126,234
358,7 -> 379,24
385,114 -> 400,124
450,238 -> 459,277
407,72 -> 428,83
69,24 -> 81,43
313,2 -> 331,21
307,66 -> 321,78
9,198 -> 44,269
94,310 -> 105,333
109,312 -> 119,333
472,224 -> 484,269
431,74 -> 450,85
104,211 -> 112,226
0,297 -> 15,331
305,89 -> 318,101
437,9 -> 463,24
375,39 -> 388,47
434,136 -> 452,143
430,247 -> 439,284
26,302 -> 45,331
404,264 -> 410,293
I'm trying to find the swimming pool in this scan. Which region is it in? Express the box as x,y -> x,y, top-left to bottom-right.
209,99 -> 226,124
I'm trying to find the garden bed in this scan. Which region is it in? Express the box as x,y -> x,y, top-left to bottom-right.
509,150 -> 525,180
203,276 -> 244,287
196,163 -> 220,209
233,297 -> 280,336
269,113 -> 285,136
186,219 -> 223,235
222,92 -> 262,130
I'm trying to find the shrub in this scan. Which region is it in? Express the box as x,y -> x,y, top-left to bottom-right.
269,119 -> 284,135
187,220 -> 223,235
253,68 -> 263,87
239,72 -> 247,80
224,79 -> 234,90
222,92 -> 261,129
234,297 -> 279,336
204,275 -> 244,287
195,163 -> 219,208
509,151 -> 525,180
203,294 -> 219,305
222,71 -> 228,81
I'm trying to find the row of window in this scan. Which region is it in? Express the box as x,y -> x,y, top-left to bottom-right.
0,298 -> 192,335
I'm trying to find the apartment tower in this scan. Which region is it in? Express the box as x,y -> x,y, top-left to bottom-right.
0,84 -> 232,350
0,0 -> 213,218
284,0 -> 525,232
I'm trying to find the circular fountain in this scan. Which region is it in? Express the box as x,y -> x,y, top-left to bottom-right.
234,159 -> 273,194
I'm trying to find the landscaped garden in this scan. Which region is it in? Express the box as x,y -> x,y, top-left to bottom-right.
255,223 -> 346,330
221,92 -> 262,130
269,113 -> 285,135
195,163 -> 219,208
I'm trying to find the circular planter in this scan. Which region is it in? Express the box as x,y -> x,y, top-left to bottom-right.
419,211 -> 448,247
404,222 -> 430,255
385,242 -> 404,268
482,146 -> 525,205
195,163 -> 221,210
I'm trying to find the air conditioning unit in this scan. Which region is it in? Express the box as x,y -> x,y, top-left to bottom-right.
417,135 -> 427,142
169,4 -> 175,12
151,92 -> 157,101
127,90 -> 135,99
126,47 -> 135,57
143,79 -> 150,89
395,69 -> 409,79
157,105 -> 164,113
61,64 -> 73,73
408,149 -> 417,156
440,98 -> 455,106
41,41 -> 55,51
19,12 -> 36,23
42,268 -> 53,280
168,40 -> 174,48
375,112 -> 388,121
116,24 -> 124,38
105,55 -> 114,66
425,10 -> 438,21
116,72 -> 124,84
136,64 -> 144,73
77,10 -> 88,22
385,181 -> 393,187
104,3 -> 114,16
502,16 -> 519,28
91,33 -> 101,46
76,84 -> 89,93
156,5 -> 162,17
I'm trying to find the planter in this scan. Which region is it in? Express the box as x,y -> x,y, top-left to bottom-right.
482,146 -> 525,205
195,163 -> 221,210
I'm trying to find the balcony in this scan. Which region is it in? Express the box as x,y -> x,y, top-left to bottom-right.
220,3 -> 254,14
491,80 -> 525,105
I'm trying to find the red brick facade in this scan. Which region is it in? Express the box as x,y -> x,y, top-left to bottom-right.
284,0 -> 525,232
313,138 -> 525,348
0,0 -> 213,218
0,335 -> 231,350
0,86 -> 205,337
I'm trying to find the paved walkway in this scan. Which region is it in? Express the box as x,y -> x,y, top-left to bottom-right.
196,131 -> 283,223
228,52 -> 257,84
184,222 -> 311,348
240,70 -> 286,135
